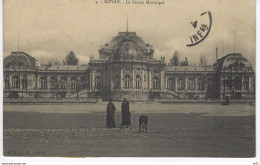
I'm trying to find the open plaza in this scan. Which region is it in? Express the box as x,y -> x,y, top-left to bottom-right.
3,102 -> 255,157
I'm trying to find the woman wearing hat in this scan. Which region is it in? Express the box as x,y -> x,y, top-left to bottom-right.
106,98 -> 116,128
121,98 -> 131,128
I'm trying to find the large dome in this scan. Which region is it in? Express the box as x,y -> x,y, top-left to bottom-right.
4,52 -> 36,69
215,53 -> 253,71
222,54 -> 253,70
99,32 -> 154,61
112,37 -> 144,60
107,32 -> 147,50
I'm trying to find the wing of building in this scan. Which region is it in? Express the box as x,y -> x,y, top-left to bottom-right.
3,32 -> 255,101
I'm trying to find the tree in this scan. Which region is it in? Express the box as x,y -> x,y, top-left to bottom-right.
199,54 -> 207,66
170,51 -> 180,66
180,57 -> 189,66
63,51 -> 79,65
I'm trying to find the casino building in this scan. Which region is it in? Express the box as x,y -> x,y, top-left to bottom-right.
3,31 -> 255,101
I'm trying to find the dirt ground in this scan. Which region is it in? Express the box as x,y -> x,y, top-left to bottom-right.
3,103 -> 255,157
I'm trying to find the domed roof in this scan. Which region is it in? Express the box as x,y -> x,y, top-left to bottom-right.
112,36 -> 145,60
107,32 -> 147,50
4,52 -> 36,69
99,32 -> 154,61
215,53 -> 253,71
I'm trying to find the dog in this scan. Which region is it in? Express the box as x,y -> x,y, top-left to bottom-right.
139,115 -> 148,133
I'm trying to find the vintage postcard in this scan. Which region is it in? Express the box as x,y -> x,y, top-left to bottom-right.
2,0 -> 256,158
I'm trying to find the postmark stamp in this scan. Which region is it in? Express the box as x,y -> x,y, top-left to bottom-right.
186,11 -> 212,47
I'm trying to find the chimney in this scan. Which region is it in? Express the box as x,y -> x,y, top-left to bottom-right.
216,47 -> 218,62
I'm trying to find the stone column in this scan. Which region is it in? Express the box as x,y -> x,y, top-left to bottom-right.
110,68 -> 113,91
92,70 -> 95,91
20,75 -> 23,89
175,77 -> 178,90
9,75 -> 12,89
249,76 -> 253,91
34,75 -> 36,90
160,70 -> 164,90
27,75 -> 31,90
147,71 -> 149,90
165,77 -> 168,89
56,76 -> 60,89
37,76 -> 40,89
132,68 -> 135,89
120,68 -> 124,89
89,70 -> 92,91
185,77 -> 188,90
101,70 -> 104,90
195,77 -> 198,90
220,76 -> 224,92
148,70 -> 152,90
47,76 -> 50,89
66,76 -> 70,94
241,77 -> 245,90
104,70 -> 107,90
3,75 -> 5,89
142,69 -> 144,90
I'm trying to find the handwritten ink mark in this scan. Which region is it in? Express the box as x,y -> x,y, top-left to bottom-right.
186,11 -> 212,47
191,21 -> 198,28
201,12 -> 207,16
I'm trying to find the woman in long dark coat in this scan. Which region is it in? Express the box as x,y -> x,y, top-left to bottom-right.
121,98 -> 131,128
106,99 -> 116,128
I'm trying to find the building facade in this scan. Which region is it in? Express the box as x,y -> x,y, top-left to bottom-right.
3,52 -> 89,99
3,31 -> 255,101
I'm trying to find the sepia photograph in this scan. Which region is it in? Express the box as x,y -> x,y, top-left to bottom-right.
2,0 -> 256,158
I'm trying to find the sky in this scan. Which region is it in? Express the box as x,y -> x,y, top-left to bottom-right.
3,0 -> 255,68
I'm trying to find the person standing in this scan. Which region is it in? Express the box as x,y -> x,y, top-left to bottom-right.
121,98 -> 131,128
106,98 -> 116,128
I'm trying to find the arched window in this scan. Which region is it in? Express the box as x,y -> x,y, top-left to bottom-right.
81,77 -> 87,90
152,76 -> 160,89
244,77 -> 249,90
167,77 -> 175,90
60,77 -> 67,89
187,78 -> 195,90
135,75 -> 141,89
114,75 -> 120,89
95,76 -> 102,89
234,77 -> 242,90
124,75 -> 131,89
227,62 -> 245,71
198,78 -> 204,90
4,75 -> 10,89
40,77 -> 47,89
22,75 -> 27,89
12,76 -> 19,89
207,78 -> 213,90
226,77 -> 232,90
178,78 -> 184,90
70,77 -> 76,89
50,76 -> 56,89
